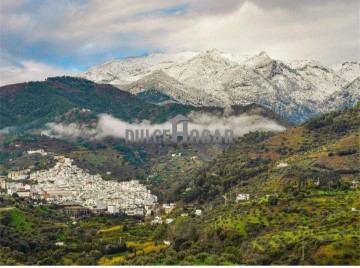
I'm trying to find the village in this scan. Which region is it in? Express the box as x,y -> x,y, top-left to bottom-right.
0,149 -> 258,221
4,150 -> 356,221
0,151 -> 158,216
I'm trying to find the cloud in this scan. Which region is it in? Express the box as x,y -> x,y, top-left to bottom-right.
42,112 -> 286,141
0,60 -> 78,86
1,0 -> 358,85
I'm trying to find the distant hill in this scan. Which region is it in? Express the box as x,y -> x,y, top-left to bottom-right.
0,76 -> 292,131
0,76 -> 194,131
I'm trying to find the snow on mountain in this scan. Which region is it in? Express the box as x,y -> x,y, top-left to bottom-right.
81,52 -> 198,85
79,50 -> 359,123
330,62 -> 360,82
124,70 -> 223,106
324,77 -> 360,110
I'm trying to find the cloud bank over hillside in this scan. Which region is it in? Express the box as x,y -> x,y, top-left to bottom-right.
42,112 -> 286,141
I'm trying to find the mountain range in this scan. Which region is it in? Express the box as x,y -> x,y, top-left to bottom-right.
80,49 -> 360,123
0,49 -> 359,265
0,54 -> 359,265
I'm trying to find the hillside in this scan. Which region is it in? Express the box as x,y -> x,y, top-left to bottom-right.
1,104 -> 359,265
0,76 -> 291,131
79,50 -> 360,123
0,76 -> 292,204
0,76 -> 195,130
182,103 -> 359,203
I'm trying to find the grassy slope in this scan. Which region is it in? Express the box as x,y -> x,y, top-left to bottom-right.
0,102 -> 358,264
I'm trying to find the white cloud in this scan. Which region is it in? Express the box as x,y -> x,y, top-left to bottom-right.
0,0 -> 358,86
0,60 -> 78,86
42,112 -> 285,140
143,1 -> 358,64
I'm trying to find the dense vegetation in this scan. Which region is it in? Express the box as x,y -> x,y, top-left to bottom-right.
136,88 -> 173,104
0,78 -> 358,265
1,187 -> 359,264
182,104 -> 360,204
0,76 -> 194,130
0,76 -> 292,132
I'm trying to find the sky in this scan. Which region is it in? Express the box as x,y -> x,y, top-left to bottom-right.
0,0 -> 359,86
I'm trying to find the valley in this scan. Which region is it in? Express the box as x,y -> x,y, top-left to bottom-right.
1,1 -> 359,266
0,91 -> 359,264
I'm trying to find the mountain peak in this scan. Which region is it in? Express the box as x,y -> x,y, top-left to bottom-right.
259,51 -> 268,56
205,48 -> 223,54
244,50 -> 272,67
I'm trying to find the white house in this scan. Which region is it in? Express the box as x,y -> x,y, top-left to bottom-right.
236,194 -> 250,202
17,191 -> 31,198
276,162 -> 289,168
107,205 -> 119,214
151,216 -> 163,224
165,218 -> 174,224
28,149 -> 47,156
96,200 -> 107,210
0,178 -> 6,189
8,170 -> 30,180
350,180 -> 359,189
195,209 -> 202,216
163,203 -> 175,214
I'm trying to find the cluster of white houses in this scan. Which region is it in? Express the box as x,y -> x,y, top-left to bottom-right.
1,156 -> 157,216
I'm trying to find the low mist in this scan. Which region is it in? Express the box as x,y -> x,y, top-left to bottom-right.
42,112 -> 286,141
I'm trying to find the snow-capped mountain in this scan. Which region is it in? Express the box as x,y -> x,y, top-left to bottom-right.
79,49 -> 359,123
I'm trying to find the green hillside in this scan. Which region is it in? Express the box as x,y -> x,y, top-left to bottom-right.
0,76 -> 291,132
0,76 -> 194,130
0,76 -> 291,202
183,104 -> 359,203
0,104 -> 359,265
